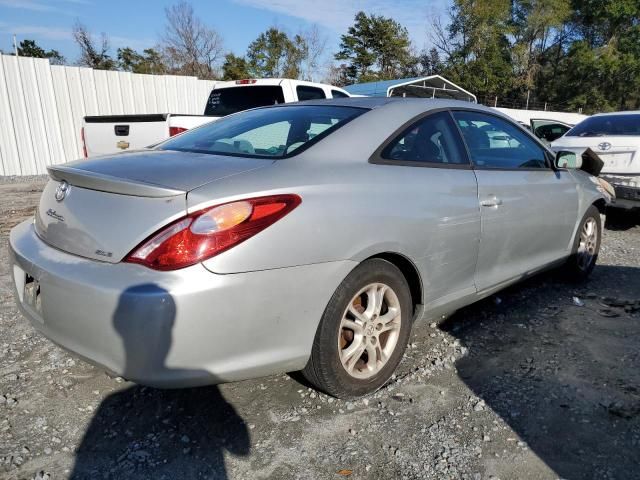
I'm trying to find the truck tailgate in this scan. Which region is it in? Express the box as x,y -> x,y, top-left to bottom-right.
83,114 -> 169,157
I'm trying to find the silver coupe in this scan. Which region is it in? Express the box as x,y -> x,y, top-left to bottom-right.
9,98 -> 610,398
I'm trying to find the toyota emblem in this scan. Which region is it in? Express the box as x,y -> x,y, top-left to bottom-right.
598,142 -> 612,151
55,181 -> 70,202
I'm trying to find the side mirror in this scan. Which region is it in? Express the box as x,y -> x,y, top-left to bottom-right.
555,151 -> 582,169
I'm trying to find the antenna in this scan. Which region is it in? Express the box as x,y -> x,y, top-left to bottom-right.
13,34 -> 18,56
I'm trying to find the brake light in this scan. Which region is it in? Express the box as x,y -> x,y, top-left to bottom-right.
81,127 -> 88,158
169,126 -> 188,137
235,79 -> 257,85
124,194 -> 301,271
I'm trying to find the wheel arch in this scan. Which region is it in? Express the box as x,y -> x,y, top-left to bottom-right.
593,198 -> 607,214
365,252 -> 423,316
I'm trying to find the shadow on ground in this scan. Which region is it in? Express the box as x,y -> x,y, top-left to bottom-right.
605,208 -> 640,231
441,265 -> 640,480
71,284 -> 250,479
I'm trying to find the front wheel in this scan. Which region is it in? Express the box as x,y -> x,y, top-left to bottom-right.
564,205 -> 601,280
302,259 -> 413,398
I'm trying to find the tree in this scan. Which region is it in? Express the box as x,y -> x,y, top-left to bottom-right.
323,63 -> 351,86
72,22 -> 116,70
299,25 -> 327,81
441,0 -> 514,100
548,0 -> 640,111
117,47 -> 167,74
161,1 -> 224,79
221,53 -> 250,80
335,11 -> 414,83
246,27 -> 306,78
429,0 -> 640,112
16,39 -> 65,64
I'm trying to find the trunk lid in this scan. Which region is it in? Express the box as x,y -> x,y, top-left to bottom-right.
37,150 -> 273,263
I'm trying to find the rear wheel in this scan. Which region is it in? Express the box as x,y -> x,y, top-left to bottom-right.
302,259 -> 413,398
564,205 -> 601,280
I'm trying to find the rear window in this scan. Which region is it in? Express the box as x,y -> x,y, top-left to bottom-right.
204,86 -> 285,117
296,85 -> 326,101
159,105 -> 366,158
566,114 -> 640,137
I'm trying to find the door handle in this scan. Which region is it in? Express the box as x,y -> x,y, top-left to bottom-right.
480,196 -> 503,207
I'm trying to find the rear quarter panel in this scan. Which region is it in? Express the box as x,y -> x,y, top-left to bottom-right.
188,120 -> 480,305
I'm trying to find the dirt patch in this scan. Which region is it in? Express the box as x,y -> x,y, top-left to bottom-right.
1,178 -> 639,480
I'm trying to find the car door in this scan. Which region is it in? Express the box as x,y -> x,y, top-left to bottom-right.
530,119 -> 572,144
451,110 -> 579,292
372,110 -> 480,305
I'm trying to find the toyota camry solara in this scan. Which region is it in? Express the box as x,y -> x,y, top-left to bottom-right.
9,98 -> 610,398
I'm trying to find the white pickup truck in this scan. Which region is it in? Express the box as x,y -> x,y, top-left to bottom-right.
81,78 -> 351,157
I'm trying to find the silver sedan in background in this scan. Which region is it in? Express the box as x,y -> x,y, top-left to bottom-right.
9,98 -> 608,398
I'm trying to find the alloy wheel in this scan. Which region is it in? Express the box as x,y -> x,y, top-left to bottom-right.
338,283 -> 402,379
577,217 -> 598,271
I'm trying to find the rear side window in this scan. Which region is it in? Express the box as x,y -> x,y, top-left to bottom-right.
204,86 -> 285,116
566,114 -> 640,137
331,89 -> 350,98
452,111 -> 549,169
296,85 -> 326,101
381,111 -> 468,165
534,123 -> 571,142
159,105 -> 365,158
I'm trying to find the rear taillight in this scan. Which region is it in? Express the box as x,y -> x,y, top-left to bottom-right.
81,127 -> 88,158
124,194 -> 301,271
169,126 -> 188,137
235,79 -> 257,85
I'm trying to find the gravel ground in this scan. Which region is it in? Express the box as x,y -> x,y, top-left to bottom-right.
1,177 -> 639,480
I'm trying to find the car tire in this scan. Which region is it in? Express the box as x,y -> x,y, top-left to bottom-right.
564,205 -> 601,281
302,258 -> 413,399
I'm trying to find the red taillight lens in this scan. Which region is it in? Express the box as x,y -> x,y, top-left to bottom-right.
81,127 -> 88,158
169,126 -> 188,137
235,79 -> 257,85
124,194 -> 301,271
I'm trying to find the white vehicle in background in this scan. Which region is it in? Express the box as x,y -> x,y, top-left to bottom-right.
551,111 -> 640,209
81,79 -> 351,157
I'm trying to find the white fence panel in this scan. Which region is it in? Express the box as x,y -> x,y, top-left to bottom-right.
66,67 -> 88,159
50,66 -> 79,162
0,54 -> 215,176
33,58 -> 65,167
3,56 -> 37,175
79,68 -> 98,115
19,58 -> 49,174
0,58 -> 20,175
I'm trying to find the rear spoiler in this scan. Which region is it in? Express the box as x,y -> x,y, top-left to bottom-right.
48,164 -> 184,198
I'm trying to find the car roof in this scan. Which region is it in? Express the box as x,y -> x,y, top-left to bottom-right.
290,97 -> 496,112
592,110 -> 640,117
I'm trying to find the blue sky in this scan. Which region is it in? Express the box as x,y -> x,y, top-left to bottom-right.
0,0 -> 449,66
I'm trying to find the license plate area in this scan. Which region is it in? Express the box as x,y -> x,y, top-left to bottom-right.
599,152 -> 633,168
23,274 -> 44,322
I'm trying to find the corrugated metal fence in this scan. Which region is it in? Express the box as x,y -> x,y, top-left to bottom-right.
0,54 -> 215,176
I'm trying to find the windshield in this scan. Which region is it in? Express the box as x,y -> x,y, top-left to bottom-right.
159,105 -> 366,158
204,86 -> 285,116
566,114 -> 640,137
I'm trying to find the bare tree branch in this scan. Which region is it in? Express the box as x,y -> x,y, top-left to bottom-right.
72,21 -> 115,70
161,1 -> 224,79
300,24 -> 327,81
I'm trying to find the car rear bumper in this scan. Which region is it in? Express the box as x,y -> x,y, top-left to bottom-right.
9,220 -> 355,388
601,174 -> 640,209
